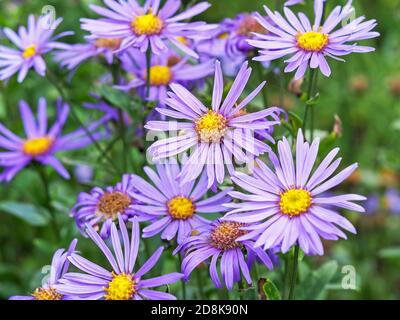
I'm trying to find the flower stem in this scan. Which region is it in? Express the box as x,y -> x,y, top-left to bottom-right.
196,268 -> 206,299
177,254 -> 187,300
36,165 -> 60,241
111,62 -> 129,173
302,68 -> 318,140
45,70 -> 120,175
145,48 -> 152,99
288,245 -> 300,300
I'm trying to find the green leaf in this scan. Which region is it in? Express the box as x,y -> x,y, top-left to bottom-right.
297,261 -> 338,299
379,247 -> 400,259
306,92 -> 320,106
0,201 -> 49,226
98,84 -> 132,112
263,279 -> 282,300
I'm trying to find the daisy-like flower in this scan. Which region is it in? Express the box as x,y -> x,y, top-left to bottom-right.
176,219 -> 274,290
145,61 -> 282,187
9,239 -> 77,300
117,49 -> 214,105
129,162 -> 232,243
248,0 -> 379,79
0,14 -> 72,83
0,98 -> 107,182
56,216 -> 183,300
72,174 -> 148,239
225,129 -> 366,256
54,37 -> 122,71
81,0 -> 215,58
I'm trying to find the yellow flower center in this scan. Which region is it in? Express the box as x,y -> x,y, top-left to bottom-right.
195,111 -> 228,143
22,136 -> 53,157
209,221 -> 247,251
96,192 -> 131,220
32,287 -> 62,300
131,10 -> 163,36
148,65 -> 172,86
296,31 -> 329,52
105,273 -> 136,300
94,38 -> 122,50
279,188 -> 312,217
218,32 -> 229,39
167,196 -> 195,220
22,44 -> 37,59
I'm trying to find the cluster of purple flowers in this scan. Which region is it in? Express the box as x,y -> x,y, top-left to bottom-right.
2,0 -> 380,300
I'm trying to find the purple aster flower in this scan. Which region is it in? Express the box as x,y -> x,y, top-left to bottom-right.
9,239 -> 77,300
385,189 -> 400,215
56,216 -> 183,300
0,14 -> 72,82
224,129 -> 366,256
72,174 -> 149,239
80,0 -> 215,58
176,219 -> 274,290
116,48 -> 214,105
129,162 -> 232,243
248,0 -> 379,79
54,37 -> 122,70
0,98 -> 107,182
145,61 -> 282,187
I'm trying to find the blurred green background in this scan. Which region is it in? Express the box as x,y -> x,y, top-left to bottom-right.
0,0 -> 399,300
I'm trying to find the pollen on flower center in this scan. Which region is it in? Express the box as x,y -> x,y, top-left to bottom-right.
32,287 -> 62,300
131,10 -> 164,36
22,44 -> 37,59
209,221 -> 247,251
279,188 -> 312,217
195,111 -> 228,143
22,136 -> 53,157
94,38 -> 122,50
167,196 -> 195,220
296,31 -> 329,52
148,65 -> 172,86
105,272 -> 136,300
96,192 -> 131,219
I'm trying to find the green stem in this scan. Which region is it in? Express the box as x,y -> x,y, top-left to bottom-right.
302,69 -> 318,140
145,48 -> 152,99
256,65 -> 268,107
288,245 -> 300,300
178,254 -> 187,300
283,254 -> 291,299
36,165 -> 60,241
196,268 -> 205,299
45,70 -> 120,175
238,280 -> 245,300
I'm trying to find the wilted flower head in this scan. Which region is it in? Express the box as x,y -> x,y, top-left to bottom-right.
72,174 -> 148,238
0,98 -> 107,182
56,216 -> 183,300
225,129 -> 366,255
9,240 -> 77,300
81,0 -> 215,58
249,0 -> 379,79
176,219 -> 274,290
0,14 -> 72,82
